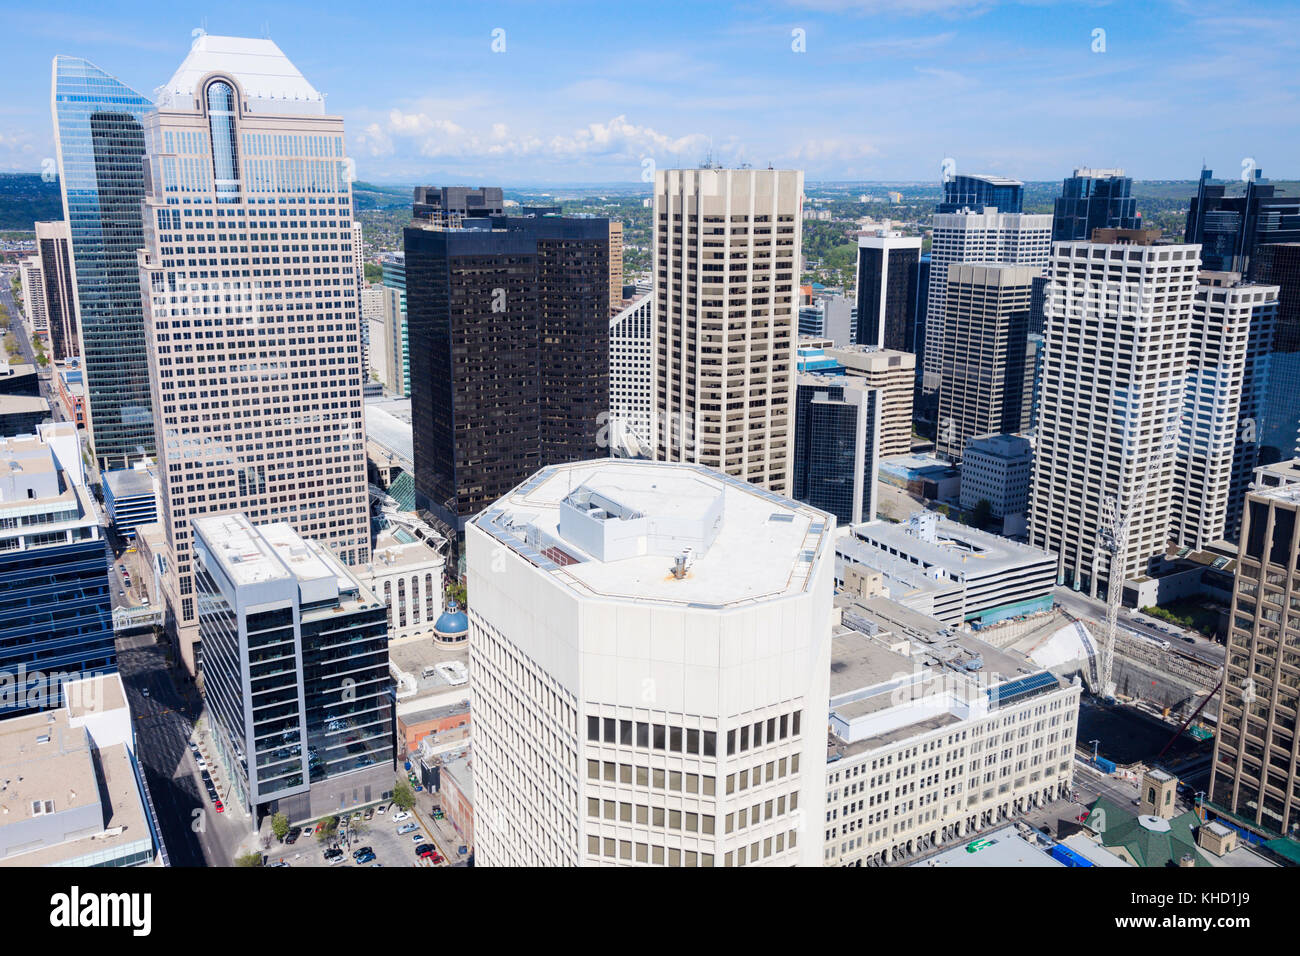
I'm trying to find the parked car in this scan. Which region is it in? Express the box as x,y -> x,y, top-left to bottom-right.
323,848 -> 345,865
364,808 -> 374,821
352,846 -> 374,860
141,687 -> 149,698
412,832 -> 425,842
301,826 -> 314,838
375,804 -> 387,815
354,850 -> 375,865
284,830 -> 299,845
396,822 -> 419,835
268,861 -> 290,868
391,811 -> 411,823
415,843 -> 436,859
214,799 -> 224,814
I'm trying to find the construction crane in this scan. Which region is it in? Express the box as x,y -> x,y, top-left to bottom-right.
1094,419 -> 1180,699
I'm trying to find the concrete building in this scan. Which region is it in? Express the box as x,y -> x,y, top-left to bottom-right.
960,433 -> 1033,528
653,167 -> 802,495
1029,238 -> 1201,598
18,255 -> 46,334
924,210 -> 1051,393
609,219 -> 624,315
389,631 -> 470,762
854,234 -> 921,351
34,220 -> 79,362
0,396 -> 52,435
356,523 -> 447,643
102,461 -> 159,539
467,459 -> 835,866
0,674 -> 160,867
793,373 -> 880,527
798,293 -> 856,347
836,512 -> 1056,627
824,598 -> 1080,866
609,291 -> 653,455
0,422 -> 114,718
936,263 -> 1036,461
192,514 -> 393,827
821,345 -> 915,458
1174,272 -> 1278,551
1210,477 -> 1300,838
138,35 -> 372,673
53,363 -> 85,428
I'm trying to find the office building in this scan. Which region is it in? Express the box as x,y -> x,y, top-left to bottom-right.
34,221 -> 79,361
1029,238 -> 1201,598
936,263 -> 1036,462
793,373 -> 881,526
0,364 -> 38,398
798,293 -> 856,346
405,208 -> 610,531
609,220 -> 624,315
1186,167 -> 1300,275
138,35 -> 372,674
0,396 -> 51,435
854,234 -> 921,350
0,422 -> 114,718
960,433 -> 1033,523
609,291 -> 653,455
821,345 -> 915,458
102,462 -> 160,540
653,167 -> 801,494
412,185 -> 504,223
357,522 -> 447,644
467,458 -> 835,866
50,55 -> 154,471
1051,168 -> 1139,242
18,256 -> 47,334
824,601 -> 1080,866
912,254 -> 931,368
924,210 -> 1051,393
1210,478 -> 1300,837
1174,272 -> 1278,551
1252,244 -> 1300,466
193,514 -> 392,826
936,174 -> 1023,214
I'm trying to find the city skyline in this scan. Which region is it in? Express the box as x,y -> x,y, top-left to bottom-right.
0,1 -> 1295,183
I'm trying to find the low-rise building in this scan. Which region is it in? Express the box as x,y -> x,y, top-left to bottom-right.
960,433 -> 1033,532
357,524 -> 447,643
0,395 -> 51,435
102,463 -> 159,539
54,363 -> 85,429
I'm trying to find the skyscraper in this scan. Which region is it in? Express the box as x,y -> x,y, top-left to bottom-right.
139,35 -> 371,673
466,458 -> 833,866
405,208 -> 610,531
853,234 -> 920,350
18,256 -> 47,336
923,210 -> 1051,393
609,291 -> 653,455
34,220 -> 79,362
935,263 -> 1035,462
1253,244 -> 1300,466
936,173 -> 1023,214
1051,168 -> 1139,242
1029,238 -> 1201,597
653,167 -> 802,494
50,55 -> 154,471
1186,167 -> 1300,275
609,219 -> 625,315
793,373 -> 881,526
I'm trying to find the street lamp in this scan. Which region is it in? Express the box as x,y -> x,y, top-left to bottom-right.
1088,739 -> 1101,765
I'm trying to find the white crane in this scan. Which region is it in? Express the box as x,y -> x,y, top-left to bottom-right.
1094,418 -> 1180,698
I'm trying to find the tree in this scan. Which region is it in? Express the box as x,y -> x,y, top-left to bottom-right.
314,815 -> 339,843
970,499 -> 994,530
391,780 -> 416,811
271,812 -> 290,842
445,581 -> 467,609
235,851 -> 263,867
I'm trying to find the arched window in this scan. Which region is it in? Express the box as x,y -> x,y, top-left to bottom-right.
206,80 -> 240,201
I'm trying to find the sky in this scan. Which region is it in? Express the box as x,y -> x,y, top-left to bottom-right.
0,0 -> 1297,186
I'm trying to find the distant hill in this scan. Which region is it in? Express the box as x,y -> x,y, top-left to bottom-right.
352,181 -> 412,211
0,173 -> 63,231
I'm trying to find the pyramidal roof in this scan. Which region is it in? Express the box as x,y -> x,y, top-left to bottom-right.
155,33 -> 324,114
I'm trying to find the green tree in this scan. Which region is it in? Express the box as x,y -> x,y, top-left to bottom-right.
445,581 -> 467,608
235,851 -> 263,867
970,499 -> 994,529
314,815 -> 339,842
271,812 -> 290,841
391,780 -> 416,811
363,262 -> 383,283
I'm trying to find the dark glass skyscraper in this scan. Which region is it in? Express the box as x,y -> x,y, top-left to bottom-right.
853,235 -> 920,350
1253,244 -> 1300,467
50,56 -> 154,471
1186,168 -> 1300,275
1051,168 -> 1139,242
405,210 -> 610,531
792,374 -> 880,527
936,174 -> 1023,214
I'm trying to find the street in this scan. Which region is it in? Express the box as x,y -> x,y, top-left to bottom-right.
1052,586 -> 1226,667
0,274 -> 67,425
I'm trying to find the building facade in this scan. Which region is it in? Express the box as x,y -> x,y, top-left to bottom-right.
1051,168 -> 1139,242
1252,244 -> 1300,468
34,220 -> 79,362
18,256 -> 47,335
854,235 -> 921,351
936,174 -> 1023,214
793,373 -> 881,527
960,433 -> 1033,521
1186,167 -> 1300,275
609,291 -> 653,454
822,345 -> 915,458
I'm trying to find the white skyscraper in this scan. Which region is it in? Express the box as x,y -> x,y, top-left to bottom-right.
924,210 -> 1051,392
653,167 -> 802,494
466,459 -> 834,866
138,35 -> 370,672
609,290 -> 653,455
1029,238 -> 1200,598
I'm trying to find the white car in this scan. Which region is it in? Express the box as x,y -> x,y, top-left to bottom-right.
391,811 -> 411,823
375,805 -> 387,815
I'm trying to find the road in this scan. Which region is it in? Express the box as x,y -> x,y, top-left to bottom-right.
1053,586 -> 1226,668
0,274 -> 68,424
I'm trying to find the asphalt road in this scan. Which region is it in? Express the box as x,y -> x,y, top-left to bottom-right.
1053,586 -> 1226,667
1,275 -> 68,424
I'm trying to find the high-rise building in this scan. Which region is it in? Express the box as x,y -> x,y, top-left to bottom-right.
405,209 -> 610,531
609,291 -> 653,455
960,433 -> 1033,522
609,219 -> 624,315
1186,167 -> 1300,275
138,35 -> 372,674
793,373 -> 880,526
936,173 -> 1023,214
466,458 -> 834,866
193,513 -> 393,825
923,210 -> 1051,393
653,167 -> 801,494
936,263 -> 1036,462
379,253 -> 409,396
1029,238 -> 1201,597
853,234 -> 921,350
1051,168 -> 1139,242
1210,476 -> 1300,837
1174,272 -> 1277,550
798,293 -> 855,346
412,185 -> 504,223
34,221 -> 79,362
50,55 -> 154,471
820,345 -> 915,458
1252,244 -> 1300,466
0,422 -> 114,718
17,256 -> 46,334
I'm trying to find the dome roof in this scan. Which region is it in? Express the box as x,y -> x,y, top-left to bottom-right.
434,608 -> 468,635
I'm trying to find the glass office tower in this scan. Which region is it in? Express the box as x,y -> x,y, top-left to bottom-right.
1051,168 -> 1139,242
936,174 -> 1023,214
50,56 -> 155,471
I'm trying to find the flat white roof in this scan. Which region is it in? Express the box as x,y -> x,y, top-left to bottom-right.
850,517 -> 1054,579
476,460 -> 833,609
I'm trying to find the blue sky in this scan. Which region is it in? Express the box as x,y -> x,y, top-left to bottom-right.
1,0 -> 1297,185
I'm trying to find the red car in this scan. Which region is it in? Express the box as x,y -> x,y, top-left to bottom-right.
416,843 -> 436,859
214,800 -> 225,814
